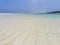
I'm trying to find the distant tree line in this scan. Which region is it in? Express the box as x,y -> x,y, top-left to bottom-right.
46,11 -> 60,14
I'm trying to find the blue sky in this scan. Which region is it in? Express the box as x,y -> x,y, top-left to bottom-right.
0,0 -> 60,13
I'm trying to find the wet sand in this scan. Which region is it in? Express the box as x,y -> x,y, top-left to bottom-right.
0,13 -> 60,45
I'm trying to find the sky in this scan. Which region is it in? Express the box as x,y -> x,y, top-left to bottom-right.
0,0 -> 60,13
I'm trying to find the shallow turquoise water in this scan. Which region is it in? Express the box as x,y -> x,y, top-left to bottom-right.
1,13 -> 60,19
16,13 -> 60,19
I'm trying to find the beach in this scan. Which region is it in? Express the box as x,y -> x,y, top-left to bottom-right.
0,13 -> 60,45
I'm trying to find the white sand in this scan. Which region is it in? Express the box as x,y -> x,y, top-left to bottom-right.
0,13 -> 60,45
